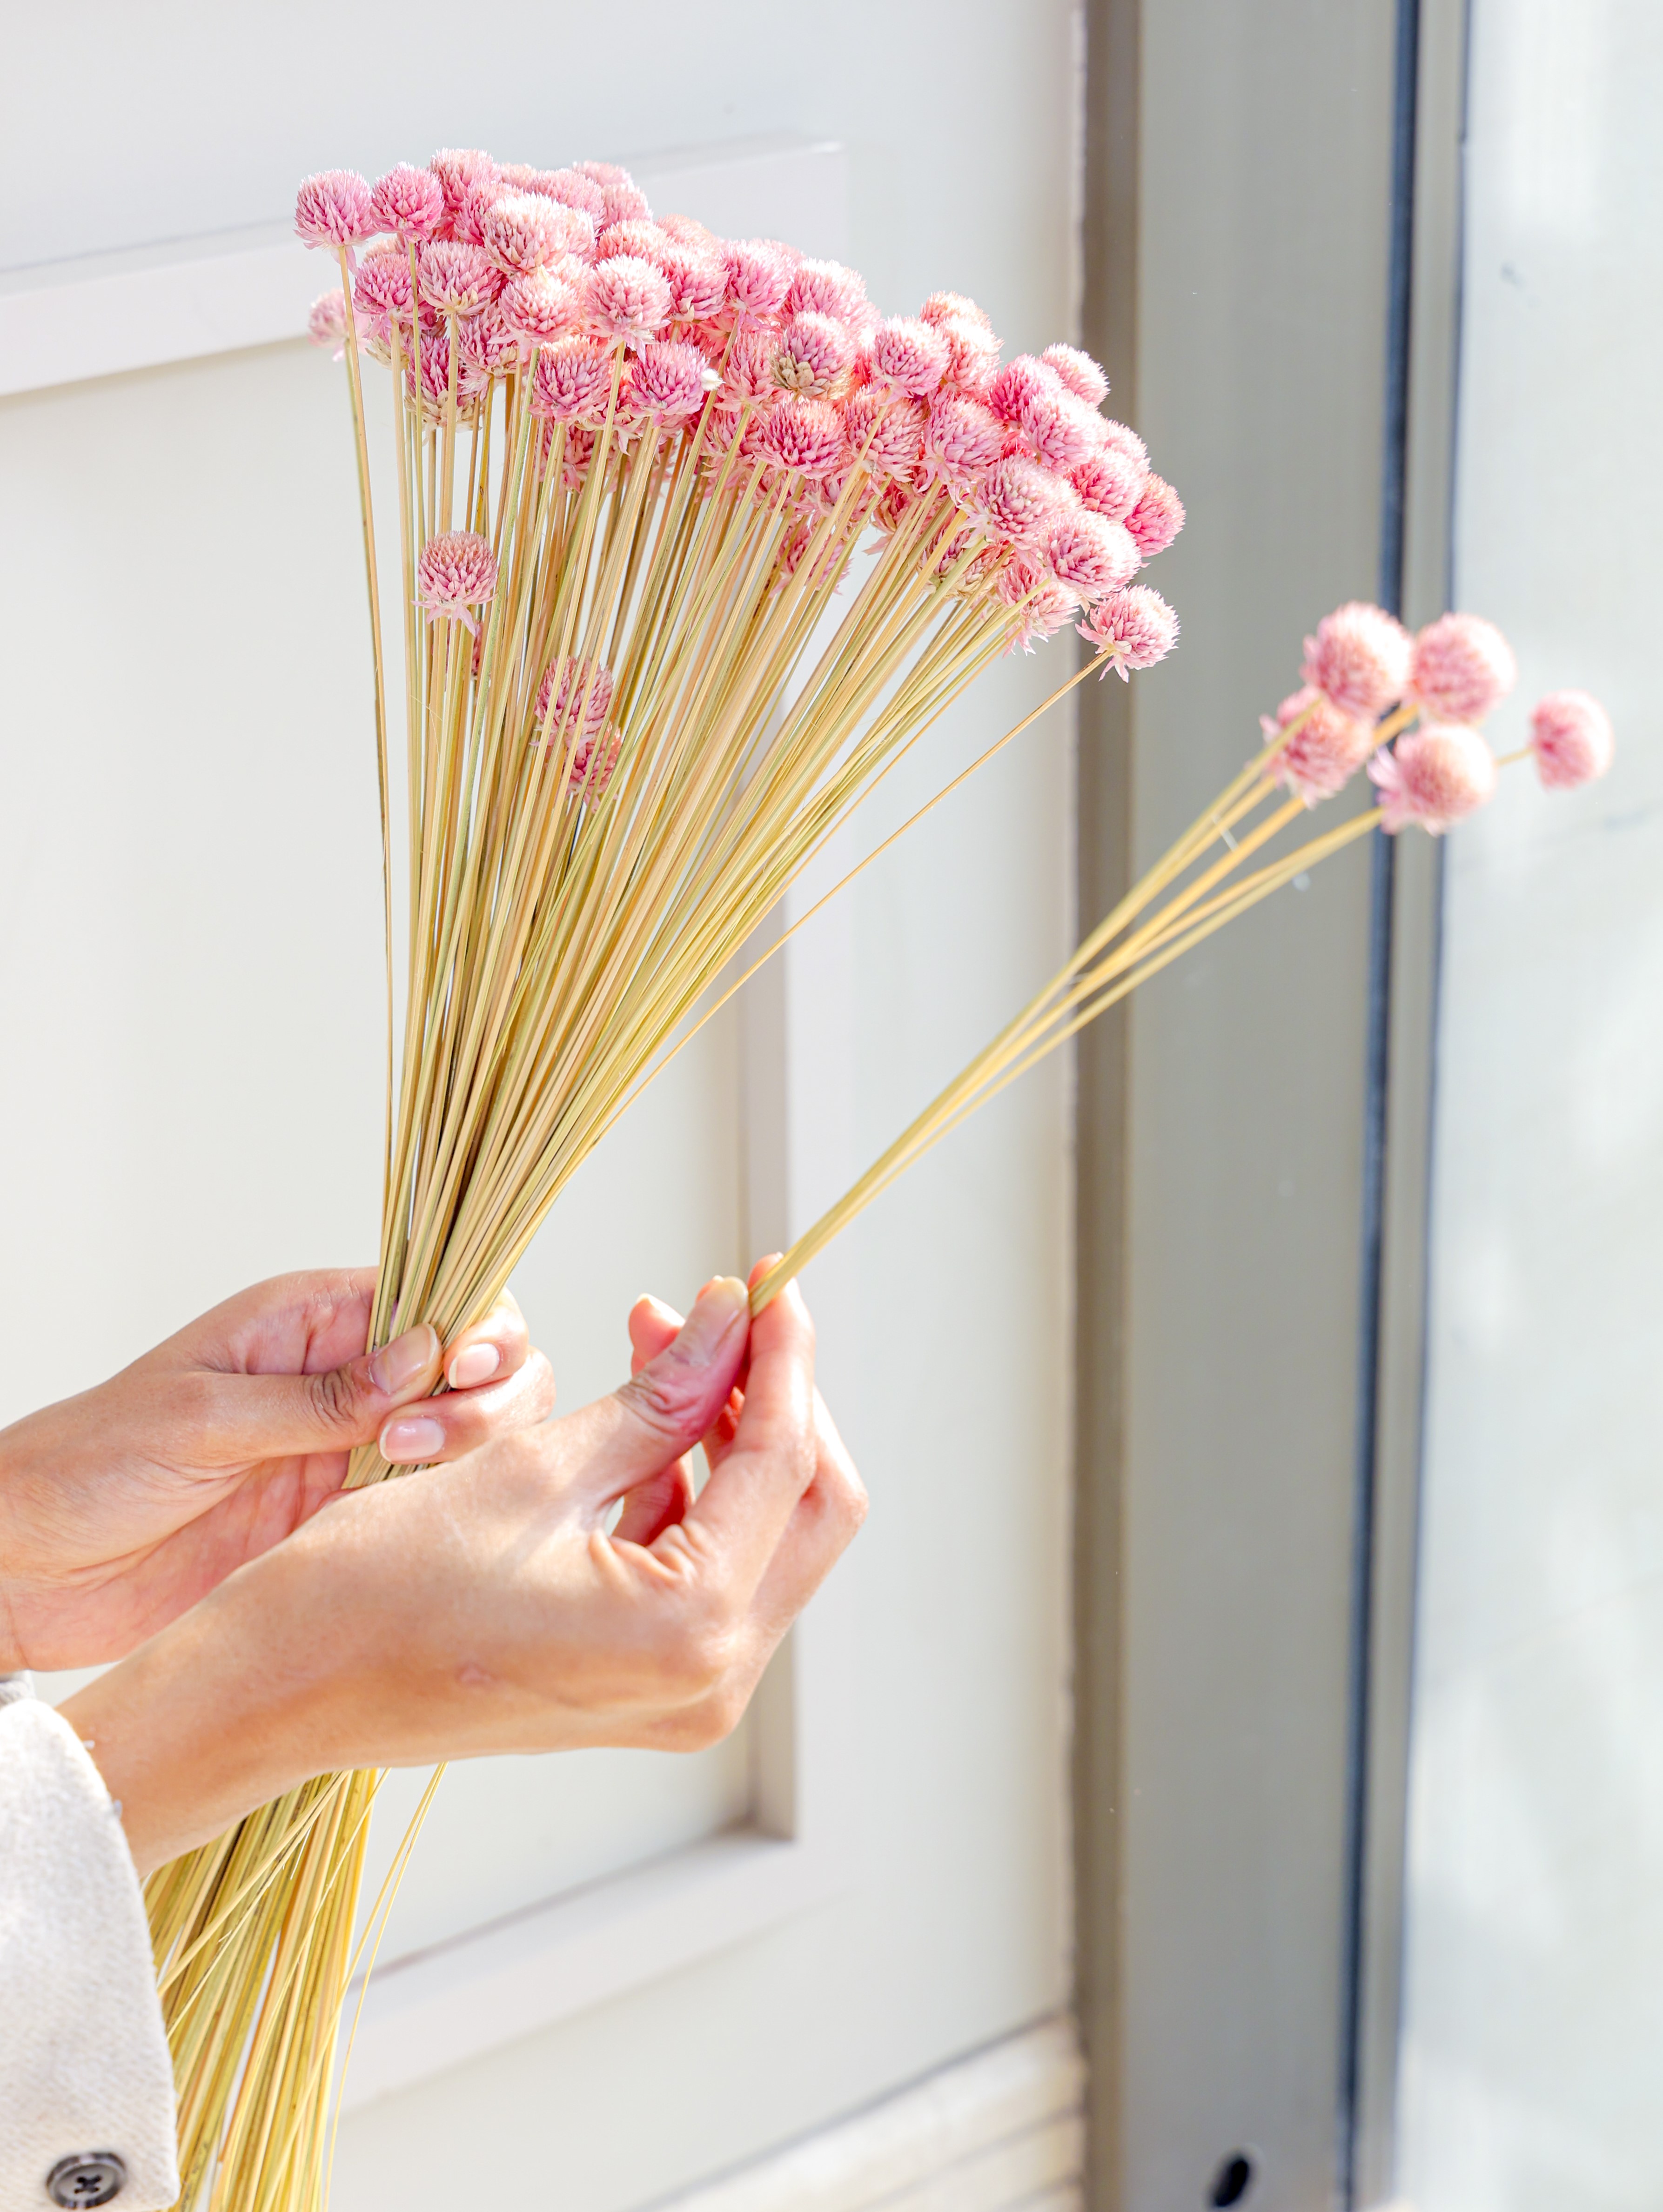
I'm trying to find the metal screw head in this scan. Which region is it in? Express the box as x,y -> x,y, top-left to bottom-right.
46,2154 -> 127,2208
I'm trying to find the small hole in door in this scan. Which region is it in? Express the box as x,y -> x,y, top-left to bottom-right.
1208,2151 -> 1255,2206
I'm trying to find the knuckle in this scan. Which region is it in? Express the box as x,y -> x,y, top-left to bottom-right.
306,1361 -> 371,1439
617,1359 -> 712,1444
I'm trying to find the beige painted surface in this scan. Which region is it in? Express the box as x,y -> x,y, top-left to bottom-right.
1397,2 -> 1663,2205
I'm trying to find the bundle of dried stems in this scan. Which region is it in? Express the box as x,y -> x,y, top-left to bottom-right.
142,145 -> 1612,2212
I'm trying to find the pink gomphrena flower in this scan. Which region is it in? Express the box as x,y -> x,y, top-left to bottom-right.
921,291 -> 994,334
1369,721 -> 1498,832
843,390 -> 929,479
1040,343 -> 1109,407
1077,584 -> 1180,679
719,326 -> 779,405
722,239 -> 792,325
451,173 -> 509,249
1071,441 -> 1146,525
295,169 -> 376,252
996,553 -> 1079,651
481,191 -> 575,277
570,723 -> 623,801
934,317 -> 1001,400
499,265 -> 583,347
1409,612 -> 1518,724
660,245 -> 728,323
659,210 -> 719,251
536,654 -> 615,740
370,163 -> 446,242
1261,685 -> 1375,806
869,316 -> 950,399
757,397 -> 848,479
1301,601 -> 1413,721
987,355 -> 1063,427
407,327 -> 488,419
530,335 -> 617,423
459,305 -> 522,377
1021,384 -> 1104,473
307,289 -> 348,355
1098,419 -> 1150,475
916,394 -> 1005,490
417,530 -> 498,634
975,456 -> 1076,549
429,148 -> 499,235
553,421 -> 598,489
598,177 -> 653,228
533,168 -> 606,224
1527,689 -> 1615,790
1125,473 -> 1186,561
871,480 -> 919,535
624,339 -> 709,425
584,254 -> 672,347
597,218 -> 674,266
417,240 -> 500,316
771,311 -> 854,397
353,246 -> 416,336
1046,511 -> 1140,601
786,260 -> 867,320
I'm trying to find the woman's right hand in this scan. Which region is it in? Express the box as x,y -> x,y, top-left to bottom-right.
61,1270 -> 865,1876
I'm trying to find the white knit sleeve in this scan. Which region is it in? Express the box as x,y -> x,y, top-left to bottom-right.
0,1676 -> 180,2212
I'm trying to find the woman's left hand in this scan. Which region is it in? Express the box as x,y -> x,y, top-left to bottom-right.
0,1269 -> 555,1672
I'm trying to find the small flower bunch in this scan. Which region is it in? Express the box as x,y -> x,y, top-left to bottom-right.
1259,600 -> 1613,830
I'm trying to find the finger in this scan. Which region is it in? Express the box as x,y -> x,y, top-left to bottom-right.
186,1320 -> 446,1465
559,1277 -> 751,1505
627,1294 -> 682,1375
665,1273 -> 817,1598
380,1346 -> 558,1465
442,1292 -> 537,1394
611,1460 -> 696,1547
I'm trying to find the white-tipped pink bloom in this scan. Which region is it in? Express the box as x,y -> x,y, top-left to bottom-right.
624,340 -> 708,424
996,554 -> 1079,652
1098,419 -> 1150,475
295,169 -> 376,250
570,724 -> 622,800
918,395 -> 1005,487
1022,386 -> 1104,473
1261,685 -> 1375,806
1409,613 -> 1517,724
1125,474 -> 1186,561
307,290 -> 348,355
723,240 -> 791,324
499,266 -> 582,346
1077,585 -> 1180,679
1301,601 -> 1413,720
1046,512 -> 1140,601
530,336 -> 616,422
870,317 -> 950,398
406,328 -> 488,418
370,164 -> 445,242
787,260 -> 866,320
481,192 -> 574,276
459,306 -> 521,376
921,291 -> 994,334
757,397 -> 848,479
988,355 -> 1063,427
934,317 -> 1001,399
1528,690 -> 1615,789
596,220 -> 673,267
536,654 -> 615,740
584,254 -> 671,347
1368,721 -> 1498,832
1041,343 -> 1109,406
659,246 -> 728,323
976,457 -> 1075,548
772,312 -> 854,396
537,168 -> 607,223
354,247 -> 416,337
417,530 -> 498,634
1071,442 -> 1146,524
431,148 -> 500,214
843,391 -> 928,479
417,241 -> 499,315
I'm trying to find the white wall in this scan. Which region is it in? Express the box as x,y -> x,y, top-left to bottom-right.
1397,3 -> 1663,2205
0,8 -> 1082,2209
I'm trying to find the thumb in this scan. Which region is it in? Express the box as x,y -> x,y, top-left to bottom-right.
191,1324 -> 444,1463
576,1277 -> 750,1503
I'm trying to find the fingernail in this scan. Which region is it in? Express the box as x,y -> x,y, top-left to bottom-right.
448,1342 -> 501,1390
380,1415 -> 446,1463
675,1276 -> 748,1363
370,1324 -> 440,1397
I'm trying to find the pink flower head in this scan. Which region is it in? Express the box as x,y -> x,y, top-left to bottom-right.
536,168 -> 608,223
1071,442 -> 1145,524
1409,613 -> 1517,724
1300,601 -> 1413,721
552,420 -> 597,488
624,338 -> 708,423
597,219 -> 673,267
772,311 -> 854,396
1369,721 -> 1498,832
659,246 -> 728,322
1046,511 -> 1140,600
307,289 -> 348,354
1077,584 -> 1180,679
1099,419 -> 1149,474
995,553 -> 1078,651
843,390 -> 928,479
1041,343 -> 1109,406
430,148 -> 500,219
570,162 -> 651,227
570,723 -> 622,801
975,457 -> 1074,548
459,305 -> 521,376
757,397 -> 847,479
480,191 -> 573,276
1125,474 -> 1185,561
934,317 -> 1001,399
1261,685 -> 1375,806
295,169 -> 376,250
787,260 -> 867,320
921,291 -> 994,334
584,254 -> 672,347
417,530 -> 498,634
1022,385 -> 1103,473
722,239 -> 792,324
530,336 -> 616,422
407,328 -> 488,418
1528,689 -> 1615,790
988,355 -> 1063,427
536,654 -> 615,740
353,246 -> 416,333
918,394 -> 1005,488
370,164 -> 446,242
870,316 -> 950,399
719,327 -> 778,405
871,481 -> 919,534
499,265 -> 583,347
417,240 -> 500,316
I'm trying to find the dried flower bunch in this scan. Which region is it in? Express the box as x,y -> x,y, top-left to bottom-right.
146,147 -> 1186,2212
